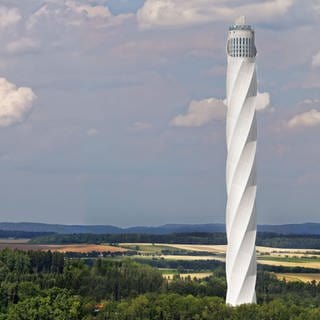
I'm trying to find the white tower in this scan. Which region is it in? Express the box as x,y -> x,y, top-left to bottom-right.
225,16 -> 257,306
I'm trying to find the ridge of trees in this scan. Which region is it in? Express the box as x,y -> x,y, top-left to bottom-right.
0,230 -> 55,239
29,232 -> 320,249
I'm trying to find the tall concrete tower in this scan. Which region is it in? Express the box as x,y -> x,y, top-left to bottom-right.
225,16 -> 257,306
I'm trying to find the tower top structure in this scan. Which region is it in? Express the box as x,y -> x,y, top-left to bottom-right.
235,16 -> 246,25
227,17 -> 256,58
228,16 -> 253,31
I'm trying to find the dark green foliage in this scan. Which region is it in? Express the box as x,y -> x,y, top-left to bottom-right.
96,294 -> 320,320
0,249 -> 64,276
1,288 -> 83,320
0,249 -> 319,319
134,258 -> 225,271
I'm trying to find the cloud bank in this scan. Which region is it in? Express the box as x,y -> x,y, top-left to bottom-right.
138,0 -> 294,28
66,0 -> 111,18
0,78 -> 36,127
27,0 -> 131,30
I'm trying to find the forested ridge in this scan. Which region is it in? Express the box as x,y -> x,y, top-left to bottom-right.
0,249 -> 319,319
29,232 -> 320,249
0,230 -> 54,239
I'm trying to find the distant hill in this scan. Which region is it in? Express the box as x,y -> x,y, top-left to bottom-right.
0,222 -> 319,235
258,223 -> 320,235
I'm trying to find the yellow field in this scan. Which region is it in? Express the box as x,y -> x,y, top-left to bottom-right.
257,259 -> 320,269
0,242 -> 127,253
43,244 -> 127,253
163,272 -> 212,280
164,244 -> 227,254
275,273 -> 320,283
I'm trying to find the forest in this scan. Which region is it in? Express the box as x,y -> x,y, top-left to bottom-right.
0,248 -> 319,319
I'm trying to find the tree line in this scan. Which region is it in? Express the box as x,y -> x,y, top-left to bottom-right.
30,232 -> 320,249
0,230 -> 54,239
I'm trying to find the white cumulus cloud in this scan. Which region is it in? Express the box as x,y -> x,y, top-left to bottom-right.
0,78 -> 36,127
287,109 -> 320,129
138,0 -> 294,28
255,91 -> 271,111
171,98 -> 225,127
27,0 -> 129,30
171,91 -> 270,127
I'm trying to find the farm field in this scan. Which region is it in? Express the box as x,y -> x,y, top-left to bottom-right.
120,243 -> 320,256
119,243 -> 189,255
0,238 -> 30,244
1,240 -> 318,269
158,268 -> 213,280
0,240 -> 319,280
163,272 -> 213,280
137,254 -> 224,261
258,259 -> 320,269
275,273 -> 320,283
118,243 -> 320,270
117,243 -> 320,284
0,241 -> 127,253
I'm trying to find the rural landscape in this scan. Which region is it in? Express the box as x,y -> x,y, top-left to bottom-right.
0,0 -> 318,318
0,223 -> 319,319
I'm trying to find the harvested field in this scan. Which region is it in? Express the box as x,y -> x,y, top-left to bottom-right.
258,259 -> 320,269
0,243 -> 127,253
164,244 -> 227,254
275,273 -> 320,283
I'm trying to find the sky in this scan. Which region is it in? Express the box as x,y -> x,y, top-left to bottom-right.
0,0 -> 319,226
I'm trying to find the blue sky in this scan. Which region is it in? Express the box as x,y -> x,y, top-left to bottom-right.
0,0 -> 319,226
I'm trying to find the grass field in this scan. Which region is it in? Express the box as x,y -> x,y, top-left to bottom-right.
0,238 -> 30,244
120,244 -> 188,255
258,256 -> 320,263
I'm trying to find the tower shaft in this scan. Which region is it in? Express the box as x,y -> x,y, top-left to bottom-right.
225,20 -> 257,306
